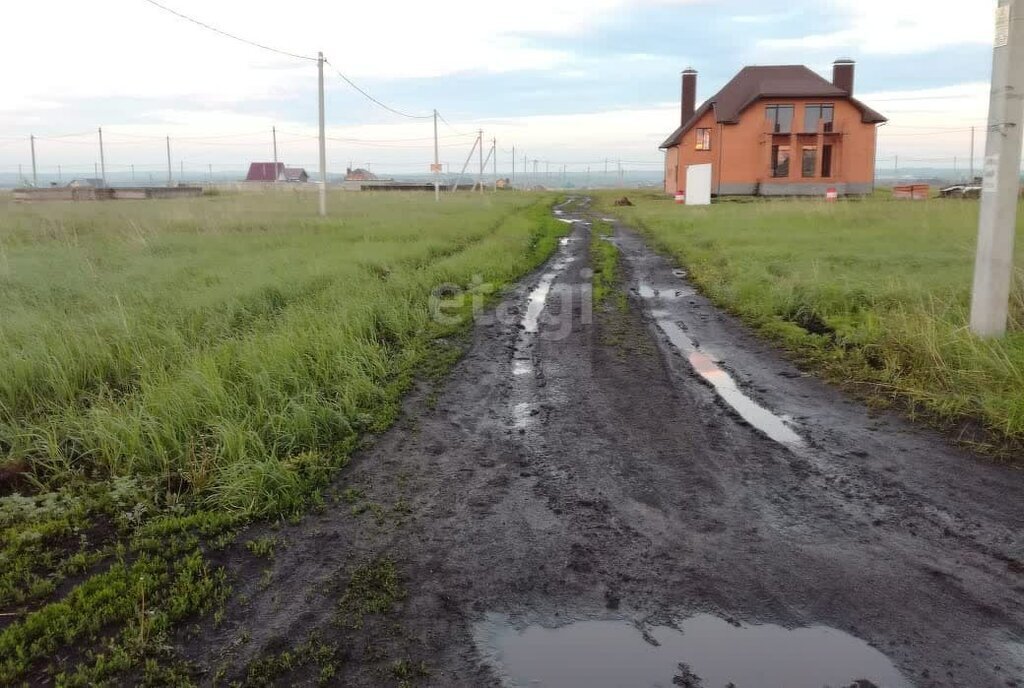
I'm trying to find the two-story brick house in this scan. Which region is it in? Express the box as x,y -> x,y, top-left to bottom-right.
660,60 -> 887,197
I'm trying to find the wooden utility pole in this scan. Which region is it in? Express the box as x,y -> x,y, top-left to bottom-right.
971,0 -> 1024,337
317,52 -> 327,217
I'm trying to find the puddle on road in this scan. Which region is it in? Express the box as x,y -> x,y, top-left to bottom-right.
637,283 -> 690,301
512,359 -> 532,377
652,313 -> 803,447
475,614 -> 911,688
523,257 -> 570,334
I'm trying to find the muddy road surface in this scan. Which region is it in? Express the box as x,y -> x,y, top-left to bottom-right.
182,198 -> 1024,688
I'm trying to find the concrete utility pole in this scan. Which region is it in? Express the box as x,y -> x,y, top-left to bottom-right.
180,160 -> 184,183
131,164 -> 135,183
970,0 -> 1024,338
970,126 -> 977,181
433,109 -> 440,202
98,127 -> 107,186
57,164 -> 62,183
317,51 -> 327,217
166,136 -> 173,187
512,145 -> 516,189
272,125 -> 279,181
492,137 -> 497,191
29,135 -> 37,186
477,129 -> 484,194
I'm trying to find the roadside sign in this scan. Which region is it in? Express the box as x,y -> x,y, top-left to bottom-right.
826,187 -> 838,201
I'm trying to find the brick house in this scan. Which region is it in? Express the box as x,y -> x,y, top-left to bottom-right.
660,60 -> 887,197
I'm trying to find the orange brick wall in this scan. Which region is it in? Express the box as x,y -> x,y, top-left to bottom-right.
666,98 -> 878,195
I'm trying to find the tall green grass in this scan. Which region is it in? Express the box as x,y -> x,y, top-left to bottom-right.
601,192 -> 1024,453
0,191 -> 564,513
0,189 -> 567,683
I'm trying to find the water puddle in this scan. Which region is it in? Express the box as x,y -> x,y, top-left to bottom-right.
512,359 -> 532,377
475,614 -> 911,688
651,314 -> 803,447
637,282 -> 690,300
523,262 -> 567,334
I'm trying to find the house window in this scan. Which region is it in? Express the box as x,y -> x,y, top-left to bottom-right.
766,105 -> 794,134
695,128 -> 712,151
771,145 -> 791,178
802,147 -> 817,178
821,145 -> 834,177
804,104 -> 835,133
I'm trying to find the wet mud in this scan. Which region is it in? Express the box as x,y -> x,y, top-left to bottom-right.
180,197 -> 1024,687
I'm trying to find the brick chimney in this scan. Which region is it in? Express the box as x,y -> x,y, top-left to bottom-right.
833,59 -> 855,95
681,69 -> 698,124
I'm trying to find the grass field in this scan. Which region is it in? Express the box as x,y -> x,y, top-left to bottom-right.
600,191 -> 1024,454
0,190 -> 564,684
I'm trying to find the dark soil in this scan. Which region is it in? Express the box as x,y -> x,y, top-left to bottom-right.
178,198 -> 1024,687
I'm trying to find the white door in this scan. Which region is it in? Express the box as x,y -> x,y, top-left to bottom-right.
686,164 -> 712,206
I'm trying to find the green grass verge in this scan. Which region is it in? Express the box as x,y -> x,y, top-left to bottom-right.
598,190 -> 1024,455
0,190 -> 567,683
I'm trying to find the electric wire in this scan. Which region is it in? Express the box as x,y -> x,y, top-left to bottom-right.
140,0 -> 316,61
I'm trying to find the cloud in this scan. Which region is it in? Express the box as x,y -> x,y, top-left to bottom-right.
759,0 -> 996,55
0,0 -> 709,107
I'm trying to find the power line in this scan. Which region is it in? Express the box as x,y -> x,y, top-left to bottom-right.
323,60 -> 432,120
436,111 -> 472,136
140,0 -> 316,62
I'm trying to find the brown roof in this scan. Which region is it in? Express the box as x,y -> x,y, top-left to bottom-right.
246,162 -> 285,182
660,65 -> 887,149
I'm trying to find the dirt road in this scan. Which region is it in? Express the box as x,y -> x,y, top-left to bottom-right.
184,198 -> 1024,687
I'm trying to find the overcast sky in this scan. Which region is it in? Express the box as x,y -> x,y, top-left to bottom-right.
0,0 -> 997,177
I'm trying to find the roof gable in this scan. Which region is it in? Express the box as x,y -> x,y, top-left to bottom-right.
661,65 -> 886,149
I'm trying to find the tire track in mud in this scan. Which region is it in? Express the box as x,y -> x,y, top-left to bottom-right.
177,197 -> 1024,688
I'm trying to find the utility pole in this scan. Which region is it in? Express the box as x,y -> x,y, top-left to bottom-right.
272,125 -> 279,182
433,109 -> 440,201
208,163 -> 213,183
512,145 -> 516,189
29,135 -> 37,186
98,127 -> 106,186
166,136 -> 173,187
894,155 -> 899,176
970,0 -> 1024,338
477,129 -> 484,194
317,51 -> 327,217
970,126 -> 976,181
492,137 -> 497,191
131,164 -> 135,183
180,160 -> 184,183
58,164 -> 62,184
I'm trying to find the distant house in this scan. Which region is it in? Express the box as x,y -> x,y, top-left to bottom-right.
283,167 -> 309,183
246,162 -> 285,182
344,167 -> 378,182
660,59 -> 887,197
